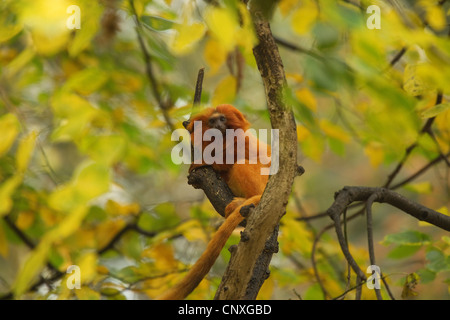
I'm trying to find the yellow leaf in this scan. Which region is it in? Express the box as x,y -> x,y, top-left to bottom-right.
421,102 -> 450,119
48,184 -> 79,212
0,176 -> 23,217
279,0 -> 299,17
291,0 -> 318,35
280,218 -> 313,256
0,10 -> 22,43
95,219 -> 126,249
404,181 -> 432,194
170,20 -> 205,55
50,92 -> 99,141
0,113 -> 20,157
40,207 -> 58,227
76,252 -> 98,284
74,162 -> 110,202
19,0 -> 71,55
75,286 -> 101,300
235,3 -> 257,63
97,265 -> 109,275
301,133 -> 324,163
4,47 -> 35,79
16,130 -> 37,173
426,6 -> 446,31
205,7 -> 238,51
31,31 -> 70,56
105,199 -> 140,216
319,119 -> 350,143
0,222 -> 9,257
401,273 -> 419,299
176,220 -> 208,242
111,71 -> 143,93
80,135 -> 126,166
286,72 -> 304,84
62,67 -> 108,96
14,200 -> 93,296
257,276 -> 274,300
13,238 -> 51,297
204,38 -> 227,74
16,211 -> 35,230
297,125 -> 311,142
46,206 -> 89,241
296,88 -> 317,112
435,108 -> 450,153
49,162 -> 110,212
212,75 -> 237,107
403,63 -> 433,97
142,243 -> 178,270
364,141 -> 384,168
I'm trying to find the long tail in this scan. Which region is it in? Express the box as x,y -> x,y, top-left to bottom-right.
157,209 -> 244,300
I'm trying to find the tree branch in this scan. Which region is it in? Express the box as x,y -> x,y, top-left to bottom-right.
214,6 -> 299,300
325,185 -> 450,300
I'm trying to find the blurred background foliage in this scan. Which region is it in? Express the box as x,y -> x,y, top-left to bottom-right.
0,0 -> 449,300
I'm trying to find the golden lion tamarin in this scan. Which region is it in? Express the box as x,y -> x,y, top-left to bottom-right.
158,104 -> 270,300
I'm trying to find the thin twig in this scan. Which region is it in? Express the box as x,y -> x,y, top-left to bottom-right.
273,36 -> 325,62
390,152 -> 450,189
311,226 -> 332,299
193,68 -> 205,107
365,193 -> 383,300
389,47 -> 407,68
384,91 -> 442,188
129,0 -> 174,131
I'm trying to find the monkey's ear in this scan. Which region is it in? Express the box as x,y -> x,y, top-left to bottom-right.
183,120 -> 191,129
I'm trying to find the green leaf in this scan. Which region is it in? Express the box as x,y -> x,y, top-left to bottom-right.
313,22 -> 339,51
113,266 -> 142,283
141,15 -> 175,31
140,202 -> 180,231
304,57 -> 337,92
416,268 -> 436,284
304,283 -> 325,300
68,0 -> 103,57
100,286 -> 122,297
426,248 -> 450,272
421,102 -> 450,119
382,230 -> 431,246
79,135 -> 126,166
122,232 -> 142,260
387,245 -> 421,259
61,67 -> 108,95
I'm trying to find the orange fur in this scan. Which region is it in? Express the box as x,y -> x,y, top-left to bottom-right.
158,104 -> 270,300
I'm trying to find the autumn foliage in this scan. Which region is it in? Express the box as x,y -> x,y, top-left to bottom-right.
0,0 -> 449,300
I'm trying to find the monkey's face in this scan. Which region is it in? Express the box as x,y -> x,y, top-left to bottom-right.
208,112 -> 227,134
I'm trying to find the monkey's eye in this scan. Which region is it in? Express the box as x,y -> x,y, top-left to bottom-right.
209,118 -> 215,125
219,115 -> 226,122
